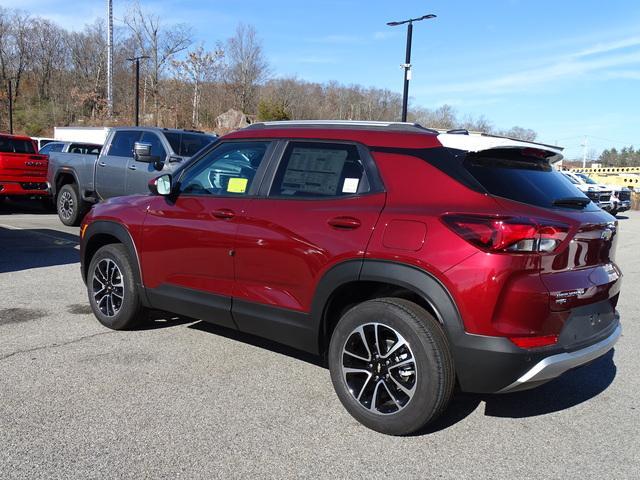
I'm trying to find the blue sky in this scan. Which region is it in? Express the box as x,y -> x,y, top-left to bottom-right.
5,0 -> 640,159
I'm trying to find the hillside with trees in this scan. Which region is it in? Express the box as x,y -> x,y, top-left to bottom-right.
2,3 -> 536,140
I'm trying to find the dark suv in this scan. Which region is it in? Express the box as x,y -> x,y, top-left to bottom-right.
80,121 -> 622,435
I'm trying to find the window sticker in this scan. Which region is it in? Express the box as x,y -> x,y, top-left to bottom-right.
342,177 -> 359,194
227,177 -> 248,193
281,147 -> 347,195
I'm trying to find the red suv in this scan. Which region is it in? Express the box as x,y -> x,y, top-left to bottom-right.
80,121 -> 622,435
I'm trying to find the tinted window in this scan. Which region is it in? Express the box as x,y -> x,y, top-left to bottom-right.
270,142 -> 369,197
465,153 -> 595,210
140,132 -> 166,158
180,141 -> 270,196
0,137 -> 35,154
164,132 -> 215,157
108,131 -> 141,157
39,142 -> 64,154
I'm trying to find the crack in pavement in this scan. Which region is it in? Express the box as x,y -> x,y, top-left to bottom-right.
0,330 -> 118,361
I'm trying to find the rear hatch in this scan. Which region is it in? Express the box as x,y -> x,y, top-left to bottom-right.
462,146 -> 620,314
0,136 -> 48,179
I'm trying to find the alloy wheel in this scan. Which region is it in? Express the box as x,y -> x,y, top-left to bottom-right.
92,258 -> 125,317
58,190 -> 74,221
341,323 -> 417,415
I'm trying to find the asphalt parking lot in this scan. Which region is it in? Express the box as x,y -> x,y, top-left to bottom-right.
1,199 -> 638,479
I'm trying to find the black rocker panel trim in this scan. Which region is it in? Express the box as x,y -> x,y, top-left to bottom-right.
233,299 -> 316,354
146,284 -> 235,329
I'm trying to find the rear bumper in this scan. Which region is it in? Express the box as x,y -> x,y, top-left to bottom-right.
452,299 -> 621,393
0,180 -> 50,196
498,323 -> 621,393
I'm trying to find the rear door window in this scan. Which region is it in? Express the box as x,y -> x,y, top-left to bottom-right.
270,142 -> 370,197
464,150 -> 597,210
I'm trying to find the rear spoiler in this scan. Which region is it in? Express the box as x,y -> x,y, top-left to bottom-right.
437,133 -> 564,163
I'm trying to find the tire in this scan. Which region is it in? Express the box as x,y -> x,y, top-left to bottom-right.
57,183 -> 87,226
328,298 -> 455,435
87,244 -> 146,330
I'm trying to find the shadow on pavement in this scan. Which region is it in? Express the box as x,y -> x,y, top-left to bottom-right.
188,320 -> 324,367
0,197 -> 54,215
420,349 -> 617,434
0,226 -> 79,273
186,318 -> 616,434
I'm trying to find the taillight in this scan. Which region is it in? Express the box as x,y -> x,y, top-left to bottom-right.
509,335 -> 558,349
442,214 -> 569,253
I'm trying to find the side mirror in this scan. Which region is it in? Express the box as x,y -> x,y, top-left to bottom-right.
148,174 -> 172,196
133,142 -> 152,162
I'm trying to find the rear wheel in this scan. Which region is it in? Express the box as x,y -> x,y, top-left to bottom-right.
57,184 -> 87,226
87,244 -> 146,330
328,298 -> 455,435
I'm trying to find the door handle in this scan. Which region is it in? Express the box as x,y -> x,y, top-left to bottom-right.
328,216 -> 361,230
128,165 -> 137,170
212,208 -> 235,220
98,161 -> 107,167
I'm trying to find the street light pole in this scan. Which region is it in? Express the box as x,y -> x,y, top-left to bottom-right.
127,56 -> 149,126
387,14 -> 437,122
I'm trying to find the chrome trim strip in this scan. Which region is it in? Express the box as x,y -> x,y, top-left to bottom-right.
499,324 -> 621,393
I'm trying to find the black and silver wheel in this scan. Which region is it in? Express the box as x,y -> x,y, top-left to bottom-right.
329,298 -> 455,435
87,244 -> 145,330
57,184 -> 87,226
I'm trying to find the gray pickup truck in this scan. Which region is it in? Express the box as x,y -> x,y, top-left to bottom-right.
47,127 -> 216,225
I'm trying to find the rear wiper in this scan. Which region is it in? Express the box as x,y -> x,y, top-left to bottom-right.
552,197 -> 590,208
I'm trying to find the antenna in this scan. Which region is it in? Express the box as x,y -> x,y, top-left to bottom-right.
106,0 -> 114,117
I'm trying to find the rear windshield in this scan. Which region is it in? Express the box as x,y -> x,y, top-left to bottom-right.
464,152 -> 597,210
164,132 -> 216,157
0,137 -> 35,154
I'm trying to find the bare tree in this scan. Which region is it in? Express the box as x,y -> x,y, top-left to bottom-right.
226,23 -> 269,113
172,44 -> 224,127
125,1 -> 192,125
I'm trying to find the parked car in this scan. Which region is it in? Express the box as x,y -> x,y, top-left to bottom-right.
572,172 -> 631,216
47,127 -> 217,225
31,137 -> 56,151
0,133 -> 49,201
39,141 -> 101,156
79,121 -> 621,435
561,170 -> 615,213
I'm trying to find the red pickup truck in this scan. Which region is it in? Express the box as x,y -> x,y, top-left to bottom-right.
0,134 -> 49,200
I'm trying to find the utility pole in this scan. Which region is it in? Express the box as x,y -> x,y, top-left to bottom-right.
387,14 -> 436,122
581,136 -> 588,169
127,56 -> 150,126
7,79 -> 13,135
106,0 -> 114,117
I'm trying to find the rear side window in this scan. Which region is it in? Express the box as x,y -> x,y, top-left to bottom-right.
464,152 -> 595,210
0,137 -> 35,154
40,142 -> 64,154
270,142 -> 370,197
108,131 -> 141,157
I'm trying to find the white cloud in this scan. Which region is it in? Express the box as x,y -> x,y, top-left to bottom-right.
416,36 -> 640,96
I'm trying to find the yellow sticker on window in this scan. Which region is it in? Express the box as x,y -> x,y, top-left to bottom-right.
227,177 -> 248,193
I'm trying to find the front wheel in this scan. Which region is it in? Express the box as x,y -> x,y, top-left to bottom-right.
87,244 -> 146,330
328,298 -> 455,435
